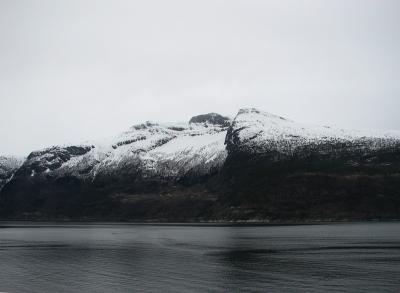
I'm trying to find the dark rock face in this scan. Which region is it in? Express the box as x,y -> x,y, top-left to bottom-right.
1,109 -> 400,222
189,113 -> 230,126
0,146 -> 97,220
20,146 -> 94,175
217,147 -> 400,221
0,157 -> 23,191
0,156 -> 220,221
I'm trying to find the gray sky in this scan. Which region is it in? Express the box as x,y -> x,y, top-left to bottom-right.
1,0 -> 400,156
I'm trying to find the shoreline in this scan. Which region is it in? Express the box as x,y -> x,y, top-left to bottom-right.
0,219 -> 399,227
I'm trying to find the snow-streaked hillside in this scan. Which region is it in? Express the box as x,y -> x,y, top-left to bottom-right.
5,108 -> 400,186
2,109 -> 400,221
226,108 -> 400,154
91,119 -> 229,179
18,114 -> 230,182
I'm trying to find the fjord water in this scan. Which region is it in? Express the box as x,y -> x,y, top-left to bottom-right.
0,223 -> 399,293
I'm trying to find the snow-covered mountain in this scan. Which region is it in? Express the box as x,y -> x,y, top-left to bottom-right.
1,109 -> 400,221
8,108 -> 400,185
13,113 -> 230,186
226,108 -> 400,155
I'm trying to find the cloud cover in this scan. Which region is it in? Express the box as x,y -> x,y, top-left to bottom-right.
0,0 -> 399,155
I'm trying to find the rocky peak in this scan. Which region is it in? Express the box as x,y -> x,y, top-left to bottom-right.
236,108 -> 289,121
131,121 -> 159,130
189,113 -> 231,126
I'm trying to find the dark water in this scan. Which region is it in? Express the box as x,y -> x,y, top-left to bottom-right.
0,222 -> 399,293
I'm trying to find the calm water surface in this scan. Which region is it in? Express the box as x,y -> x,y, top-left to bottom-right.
0,222 -> 399,292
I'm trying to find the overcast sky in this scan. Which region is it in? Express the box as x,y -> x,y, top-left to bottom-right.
1,0 -> 399,156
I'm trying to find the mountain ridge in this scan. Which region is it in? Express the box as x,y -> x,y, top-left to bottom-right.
1,108 -> 400,221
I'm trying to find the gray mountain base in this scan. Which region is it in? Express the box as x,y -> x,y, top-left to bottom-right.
1,109 -> 400,221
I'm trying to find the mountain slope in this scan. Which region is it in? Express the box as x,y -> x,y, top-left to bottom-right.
0,156 -> 24,191
220,108 -> 400,220
226,108 -> 400,155
1,109 -> 400,221
8,114 -> 229,182
0,114 -> 230,220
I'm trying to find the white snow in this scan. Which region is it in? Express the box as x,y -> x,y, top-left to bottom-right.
15,108 -> 400,180
230,108 -> 400,153
34,119 -> 230,179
